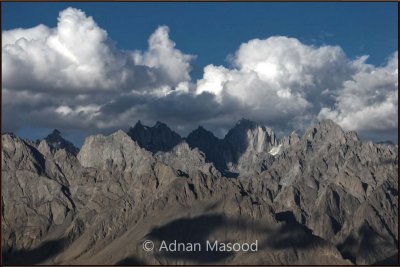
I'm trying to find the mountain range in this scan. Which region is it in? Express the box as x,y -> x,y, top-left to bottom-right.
1,119 -> 398,265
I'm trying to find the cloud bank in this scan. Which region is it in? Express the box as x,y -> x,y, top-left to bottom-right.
2,7 -> 398,142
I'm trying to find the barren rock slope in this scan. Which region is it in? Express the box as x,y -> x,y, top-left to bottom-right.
1,120 -> 398,265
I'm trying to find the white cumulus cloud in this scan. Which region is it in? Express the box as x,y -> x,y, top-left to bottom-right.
2,7 -> 193,93
194,36 -> 356,131
2,7 -> 398,143
318,52 -> 398,135
132,26 -> 195,87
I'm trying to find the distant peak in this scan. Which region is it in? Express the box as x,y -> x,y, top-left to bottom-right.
132,120 -> 170,130
133,120 -> 144,128
233,118 -> 274,133
188,125 -> 216,138
52,129 -> 61,136
237,118 -> 256,125
316,120 -> 344,133
305,119 -> 345,142
194,126 -> 209,133
316,119 -> 341,129
231,119 -> 258,131
2,132 -> 17,138
43,129 -> 79,155
46,129 -> 63,140
112,129 -> 130,138
127,120 -> 181,153
154,121 -> 168,128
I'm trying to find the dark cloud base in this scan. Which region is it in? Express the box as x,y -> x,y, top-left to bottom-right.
2,7 -> 398,144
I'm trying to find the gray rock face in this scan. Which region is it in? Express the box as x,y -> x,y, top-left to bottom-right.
187,118 -> 278,177
224,118 -> 278,155
2,134 -> 76,259
127,121 -> 182,153
223,118 -> 278,175
78,130 -> 153,172
2,119 -> 398,265
155,141 -> 220,178
43,129 -> 79,156
242,119 -> 398,264
186,126 -> 227,173
281,131 -> 300,150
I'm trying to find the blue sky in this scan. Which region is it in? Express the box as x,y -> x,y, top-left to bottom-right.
3,2 -> 398,79
2,2 -> 398,146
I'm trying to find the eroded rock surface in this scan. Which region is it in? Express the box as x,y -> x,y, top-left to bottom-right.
2,119 -> 398,265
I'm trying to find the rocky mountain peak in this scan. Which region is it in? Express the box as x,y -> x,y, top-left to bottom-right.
78,130 -> 152,169
37,140 -> 52,155
281,131 -> 300,149
304,119 -> 346,144
186,119 -> 281,176
2,133 -> 22,152
112,129 -> 132,139
131,120 -> 150,133
127,120 -> 182,153
154,121 -> 168,128
155,140 -> 220,178
194,125 -> 207,133
236,118 -> 258,128
187,126 -> 220,144
224,118 -> 278,154
2,133 -> 45,173
52,129 -> 61,135
2,132 -> 17,141
43,129 -> 79,156
186,126 -> 226,173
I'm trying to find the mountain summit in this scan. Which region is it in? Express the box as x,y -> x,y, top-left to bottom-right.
187,126 -> 226,171
187,118 -> 279,176
224,118 -> 278,154
127,120 -> 182,153
43,129 -> 79,155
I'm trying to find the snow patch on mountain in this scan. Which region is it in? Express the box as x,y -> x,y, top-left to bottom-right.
269,144 -> 283,156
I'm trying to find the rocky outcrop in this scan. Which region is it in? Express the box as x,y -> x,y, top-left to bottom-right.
187,118 -> 279,177
241,119 -> 398,264
224,118 -> 278,155
1,119 -> 398,265
187,126 -> 226,172
43,129 -> 79,156
1,133 -> 76,261
156,141 -> 220,178
127,121 -> 182,153
77,130 -> 153,171
281,131 -> 300,150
